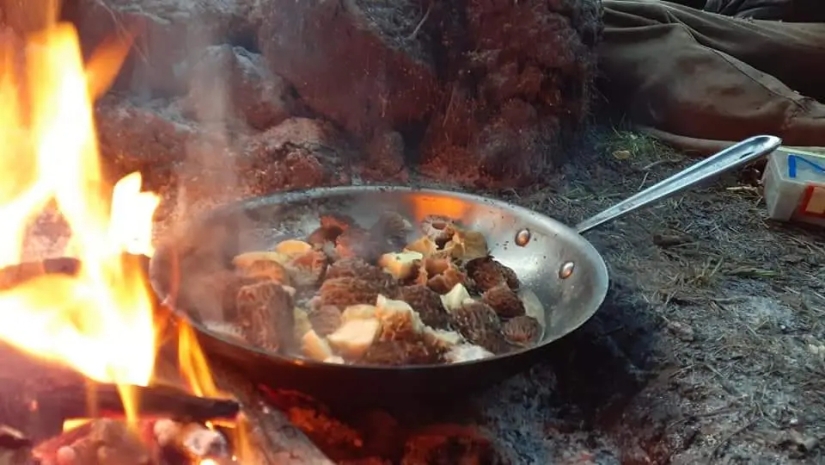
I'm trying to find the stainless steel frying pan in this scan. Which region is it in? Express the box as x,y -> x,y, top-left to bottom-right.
150,135 -> 781,402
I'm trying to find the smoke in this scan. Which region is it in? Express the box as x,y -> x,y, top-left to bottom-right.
176,39 -> 240,220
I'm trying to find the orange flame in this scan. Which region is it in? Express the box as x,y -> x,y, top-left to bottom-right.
179,321 -> 224,399
0,13 -> 234,462
0,16 -> 162,420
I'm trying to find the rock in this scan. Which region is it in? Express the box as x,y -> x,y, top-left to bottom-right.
67,0 -> 262,96
238,117 -> 354,193
418,0 -> 601,188
94,95 -> 196,189
362,131 -> 408,182
183,44 -> 301,131
257,0 -> 441,139
95,96 -> 352,220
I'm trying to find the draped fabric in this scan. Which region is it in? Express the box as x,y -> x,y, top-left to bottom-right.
600,1 -> 825,154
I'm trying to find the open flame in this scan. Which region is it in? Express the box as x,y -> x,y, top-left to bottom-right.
0,9 -> 215,426
0,21 -> 156,386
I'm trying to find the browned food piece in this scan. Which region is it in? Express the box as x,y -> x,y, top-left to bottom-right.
427,269 -> 466,294
450,301 -> 508,354
397,285 -> 451,329
482,283 -> 526,318
307,226 -> 339,248
318,277 -> 381,308
238,259 -> 292,285
308,213 -> 356,248
326,257 -> 374,279
498,263 -> 520,290
320,212 -> 356,232
420,215 -> 458,246
502,315 -> 542,347
424,257 -> 468,294
376,305 -> 422,342
397,258 -> 428,287
464,256 -> 503,291
307,305 -> 343,337
361,339 -> 442,366
465,256 -> 520,292
452,230 -> 489,261
220,274 -> 271,321
326,258 -> 399,299
370,211 -> 412,248
177,269 -> 266,322
289,249 -> 328,287
424,256 -> 451,275
334,227 -> 387,262
236,280 -> 295,352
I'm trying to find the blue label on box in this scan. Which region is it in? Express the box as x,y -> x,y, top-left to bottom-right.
787,153 -> 825,180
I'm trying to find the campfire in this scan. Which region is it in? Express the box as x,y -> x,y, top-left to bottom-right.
0,9 -> 274,465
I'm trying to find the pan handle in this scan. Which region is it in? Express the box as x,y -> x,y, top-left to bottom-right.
574,135 -> 782,234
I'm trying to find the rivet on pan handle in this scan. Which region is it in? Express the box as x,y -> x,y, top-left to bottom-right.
574,135 -> 782,234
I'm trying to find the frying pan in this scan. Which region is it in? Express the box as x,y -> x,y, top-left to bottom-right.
150,135 -> 781,403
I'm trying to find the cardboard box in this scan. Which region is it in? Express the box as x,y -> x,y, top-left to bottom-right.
762,148 -> 825,227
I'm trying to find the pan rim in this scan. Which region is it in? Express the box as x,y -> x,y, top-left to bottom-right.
152,185 -> 610,372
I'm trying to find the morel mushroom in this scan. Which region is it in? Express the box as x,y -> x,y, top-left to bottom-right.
450,301 -> 508,354
319,277 -> 382,308
397,285 -> 451,329
235,280 -> 295,353
502,315 -> 542,347
482,283 -> 526,318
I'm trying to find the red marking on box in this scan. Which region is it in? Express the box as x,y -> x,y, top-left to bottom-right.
797,185 -> 825,218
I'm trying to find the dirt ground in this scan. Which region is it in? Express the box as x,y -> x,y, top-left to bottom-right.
456,126 -> 825,464
262,125 -> 824,464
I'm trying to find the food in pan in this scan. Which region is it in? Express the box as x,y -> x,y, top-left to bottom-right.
200,211 -> 546,366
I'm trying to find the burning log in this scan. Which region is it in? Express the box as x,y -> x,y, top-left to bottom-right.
35,383 -> 239,424
32,418 -> 156,465
210,364 -> 334,465
0,426 -> 29,450
153,419 -> 228,461
0,255 -> 150,284
0,258 -> 80,290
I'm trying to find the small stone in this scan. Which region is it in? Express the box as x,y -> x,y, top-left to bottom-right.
612,150 -> 631,160
666,320 -> 695,342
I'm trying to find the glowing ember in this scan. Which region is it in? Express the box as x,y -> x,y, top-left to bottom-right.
0,16 -> 161,419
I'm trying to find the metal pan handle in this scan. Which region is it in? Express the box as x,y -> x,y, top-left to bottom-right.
574,135 -> 782,234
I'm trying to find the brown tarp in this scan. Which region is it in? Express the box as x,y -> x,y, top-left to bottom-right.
600,0 -> 825,154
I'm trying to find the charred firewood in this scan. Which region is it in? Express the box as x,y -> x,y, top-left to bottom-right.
0,425 -> 29,450
209,363 -> 334,465
0,254 -> 152,292
0,257 -> 80,290
153,419 -> 229,462
32,418 -> 155,465
35,383 -> 239,424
